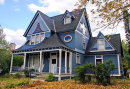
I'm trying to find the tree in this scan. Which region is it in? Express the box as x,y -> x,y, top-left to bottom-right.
122,40 -> 130,76
0,27 -> 11,74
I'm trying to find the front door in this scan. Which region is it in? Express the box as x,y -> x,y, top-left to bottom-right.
50,53 -> 57,73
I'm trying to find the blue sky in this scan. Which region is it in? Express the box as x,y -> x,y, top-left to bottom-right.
0,0 -> 126,48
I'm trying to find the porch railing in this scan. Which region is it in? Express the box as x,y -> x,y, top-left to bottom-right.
51,67 -> 70,74
11,66 -> 40,73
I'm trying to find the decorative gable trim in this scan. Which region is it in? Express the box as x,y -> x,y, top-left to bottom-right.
32,22 -> 44,34
89,32 -> 117,52
23,11 -> 51,37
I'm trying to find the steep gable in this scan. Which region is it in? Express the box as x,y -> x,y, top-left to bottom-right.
89,32 -> 116,52
23,11 -> 54,37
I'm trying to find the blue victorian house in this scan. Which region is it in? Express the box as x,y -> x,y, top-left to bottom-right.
10,8 -> 123,80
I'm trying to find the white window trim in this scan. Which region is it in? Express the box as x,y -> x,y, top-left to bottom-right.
64,16 -> 71,24
97,39 -> 105,51
76,53 -> 80,64
95,55 -> 103,65
64,35 -> 72,42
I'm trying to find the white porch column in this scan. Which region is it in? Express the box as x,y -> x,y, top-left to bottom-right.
23,53 -> 26,69
40,51 -> 42,73
10,54 -> 13,73
59,49 -> 62,81
69,52 -> 72,74
65,51 -> 67,74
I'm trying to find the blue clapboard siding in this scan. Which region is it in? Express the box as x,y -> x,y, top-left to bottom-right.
76,14 -> 90,38
42,53 -> 50,72
75,31 -> 85,54
28,15 -> 49,35
86,56 -> 95,65
103,55 -> 119,74
59,31 -> 75,49
105,41 -> 112,50
85,55 -> 119,74
72,52 -> 85,75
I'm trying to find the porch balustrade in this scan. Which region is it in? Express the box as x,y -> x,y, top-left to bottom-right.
11,66 -> 40,73
52,67 -> 70,74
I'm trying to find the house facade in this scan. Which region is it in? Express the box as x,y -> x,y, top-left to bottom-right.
10,8 -> 123,80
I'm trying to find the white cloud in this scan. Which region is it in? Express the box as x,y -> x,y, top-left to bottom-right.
3,28 -> 26,49
28,0 -> 78,13
14,8 -> 20,11
0,0 -> 4,5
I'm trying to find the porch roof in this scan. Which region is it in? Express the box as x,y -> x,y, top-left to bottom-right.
12,33 -> 72,53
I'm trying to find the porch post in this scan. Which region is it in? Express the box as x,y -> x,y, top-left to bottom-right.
69,52 -> 72,74
23,53 -> 26,69
65,51 -> 67,74
10,54 -> 13,73
59,49 -> 62,81
40,51 -> 42,73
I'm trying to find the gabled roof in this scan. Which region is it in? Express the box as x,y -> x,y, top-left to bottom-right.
23,10 -> 54,37
86,33 -> 123,56
24,8 -> 92,37
62,10 -> 75,19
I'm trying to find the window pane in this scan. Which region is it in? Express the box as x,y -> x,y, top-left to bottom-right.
99,44 -> 105,50
35,35 -> 40,44
98,40 -> 105,50
40,34 -> 45,42
96,59 -> 102,65
65,18 -> 70,24
31,36 -> 35,45
52,59 -> 56,64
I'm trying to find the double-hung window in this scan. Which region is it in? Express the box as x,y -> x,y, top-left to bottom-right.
95,55 -> 103,65
31,35 -> 35,45
76,53 -> 80,64
97,39 -> 105,50
35,34 -> 40,44
64,17 -> 71,24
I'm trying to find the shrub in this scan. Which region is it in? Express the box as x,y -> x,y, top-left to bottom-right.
74,63 -> 94,83
13,73 -> 22,79
94,59 -> 117,85
21,69 -> 34,77
2,73 -> 11,78
46,73 -> 55,82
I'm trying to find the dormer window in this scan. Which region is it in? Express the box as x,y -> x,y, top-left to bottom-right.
64,17 -> 71,24
30,33 -> 45,45
97,39 -> 105,50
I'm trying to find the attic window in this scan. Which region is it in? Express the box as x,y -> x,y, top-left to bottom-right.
97,39 -> 105,50
64,35 -> 72,42
64,17 -> 71,24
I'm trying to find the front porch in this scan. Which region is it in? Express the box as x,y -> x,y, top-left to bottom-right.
10,49 -> 72,80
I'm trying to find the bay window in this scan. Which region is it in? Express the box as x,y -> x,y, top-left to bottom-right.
30,33 -> 45,45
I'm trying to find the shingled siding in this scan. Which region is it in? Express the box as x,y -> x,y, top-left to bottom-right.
59,31 -> 75,49
42,53 -> 50,72
72,52 -> 85,75
103,55 -> 119,74
28,15 -> 49,35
